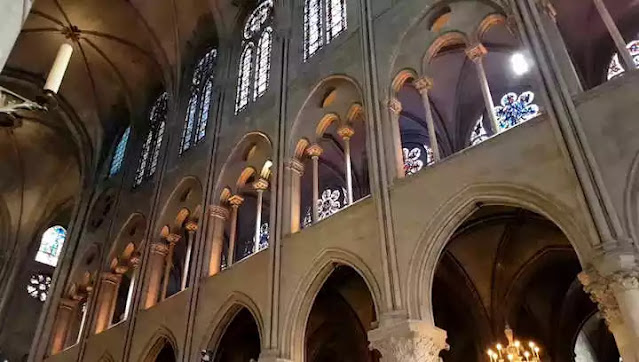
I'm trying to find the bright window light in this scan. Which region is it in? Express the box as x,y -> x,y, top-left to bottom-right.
511,52 -> 530,76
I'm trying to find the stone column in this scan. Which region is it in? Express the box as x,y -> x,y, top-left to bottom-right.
49,298 -> 79,354
182,221 -> 198,290
286,159 -> 304,233
144,241 -> 169,309
466,43 -> 500,134
161,233 -> 181,300
227,195 -> 245,266
93,272 -> 122,334
306,144 -> 323,223
579,269 -> 639,362
368,319 -> 449,362
207,205 -> 230,276
338,125 -> 355,205
253,178 -> 269,252
123,254 -> 140,321
592,0 -> 635,70
413,77 -> 441,162
388,98 -> 405,179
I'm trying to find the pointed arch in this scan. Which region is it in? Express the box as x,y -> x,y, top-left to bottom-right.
140,326 -> 179,362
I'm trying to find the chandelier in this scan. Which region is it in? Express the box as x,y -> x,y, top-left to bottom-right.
0,42 -> 73,126
487,325 -> 541,362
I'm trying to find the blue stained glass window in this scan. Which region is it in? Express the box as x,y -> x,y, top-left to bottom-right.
181,49 -> 217,153
494,91 -> 539,131
35,225 -> 66,267
607,40 -> 639,80
470,116 -> 488,146
26,273 -> 52,302
109,127 -> 131,177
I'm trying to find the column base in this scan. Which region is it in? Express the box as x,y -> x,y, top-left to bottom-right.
368,319 -> 448,362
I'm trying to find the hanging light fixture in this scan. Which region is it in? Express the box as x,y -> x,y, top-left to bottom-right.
0,41 -> 74,125
487,325 -> 542,362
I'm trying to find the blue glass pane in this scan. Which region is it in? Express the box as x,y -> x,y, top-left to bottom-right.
35,225 -> 66,267
109,127 -> 130,177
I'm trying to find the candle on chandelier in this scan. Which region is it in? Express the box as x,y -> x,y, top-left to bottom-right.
44,43 -> 73,94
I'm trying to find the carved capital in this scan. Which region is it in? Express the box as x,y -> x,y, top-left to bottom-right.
388,98 -> 402,115
465,43 -> 488,62
306,144 -> 323,158
253,178 -> 270,191
100,271 -> 122,286
368,320 -> 448,362
185,220 -> 198,232
285,158 -> 305,175
150,241 -> 169,256
129,252 -> 142,269
611,268 -> 639,290
166,233 -> 181,244
413,77 -> 434,93
337,125 -> 355,140
228,194 -> 245,208
59,297 -> 80,310
579,270 -> 623,326
209,205 -> 230,220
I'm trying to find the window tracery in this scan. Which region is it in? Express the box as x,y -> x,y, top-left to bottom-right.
181,49 -> 217,153
318,187 -> 347,220
26,273 -> 52,302
402,145 -> 433,176
494,91 -> 539,131
109,127 -> 130,177
135,92 -> 168,187
303,0 -> 346,60
35,225 -> 66,267
607,40 -> 639,80
235,0 -> 273,113
470,116 -> 488,146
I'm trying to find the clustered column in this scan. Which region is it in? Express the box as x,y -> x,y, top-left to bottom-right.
286,159 -> 305,233
413,77 -> 441,162
93,271 -> 122,334
144,241 -> 169,308
466,43 -> 500,134
337,125 -> 355,205
579,267 -> 639,362
306,144 -> 323,223
388,98 -> 405,178
227,194 -> 245,267
207,205 -> 229,276
49,298 -> 80,354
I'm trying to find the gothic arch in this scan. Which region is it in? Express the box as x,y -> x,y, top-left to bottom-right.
200,292 -> 264,355
139,326 -> 179,362
98,352 -> 116,362
406,183 -> 597,323
282,248 -> 382,361
156,176 -> 203,236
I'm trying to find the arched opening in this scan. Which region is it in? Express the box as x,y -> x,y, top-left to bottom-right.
431,205 -> 619,362
304,265 -> 377,362
145,337 -> 177,362
155,342 -> 177,362
204,307 -> 261,361
290,78 -> 370,231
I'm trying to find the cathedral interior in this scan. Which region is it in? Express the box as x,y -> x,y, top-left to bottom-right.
0,0 -> 638,361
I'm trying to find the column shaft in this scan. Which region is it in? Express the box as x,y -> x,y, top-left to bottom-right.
254,189 -> 264,252
144,242 -> 168,309
414,78 -> 440,161
388,99 -> 405,178
227,195 -> 244,266
592,0 -> 635,70
207,206 -> 229,275
160,240 -> 177,300
93,272 -> 122,334
312,155 -> 320,222
181,229 -> 196,290
49,299 -> 78,354
467,44 -> 499,134
288,160 -> 304,233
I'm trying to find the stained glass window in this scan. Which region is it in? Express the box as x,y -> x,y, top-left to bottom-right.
303,0 -> 346,60
181,49 -> 217,153
35,225 -> 66,267
494,91 -> 539,131
235,0 -> 273,113
470,116 -> 488,146
135,92 -> 168,187
402,146 -> 433,176
109,127 -> 131,177
26,273 -> 52,302
258,223 -> 269,250
317,187 -> 347,220
607,40 -> 639,80
254,28 -> 273,100
302,207 -> 313,228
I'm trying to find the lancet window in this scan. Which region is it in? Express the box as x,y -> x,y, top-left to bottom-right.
109,127 -> 131,177
35,225 -> 67,267
135,93 -> 168,187
303,0 -> 347,60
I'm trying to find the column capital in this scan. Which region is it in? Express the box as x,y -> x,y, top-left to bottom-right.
253,178 -> 270,191
129,252 -> 142,269
368,319 -> 449,362
209,205 -> 230,220
229,194 -> 245,208
100,271 -> 122,285
285,158 -> 305,175
465,43 -> 488,62
113,263 -> 129,275
166,233 -> 182,244
150,241 -> 170,256
388,98 -> 402,115
579,269 -> 624,326
611,269 -> 639,290
337,125 -> 355,140
185,220 -> 199,232
59,297 -> 80,310
413,77 -> 434,93
306,144 -> 323,158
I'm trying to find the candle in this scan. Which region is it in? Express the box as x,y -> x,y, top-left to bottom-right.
44,43 -> 73,94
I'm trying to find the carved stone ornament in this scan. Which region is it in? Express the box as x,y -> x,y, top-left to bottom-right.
578,269 -> 623,326
337,125 -> 355,140
368,320 -> 449,362
388,98 -> 402,115
150,241 -> 170,256
465,43 -> 488,62
209,205 -> 230,220
306,144 -> 323,158
611,269 -> 639,290
413,77 -> 434,93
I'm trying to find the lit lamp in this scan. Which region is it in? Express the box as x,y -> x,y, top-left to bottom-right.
0,42 -> 73,125
487,325 -> 541,362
